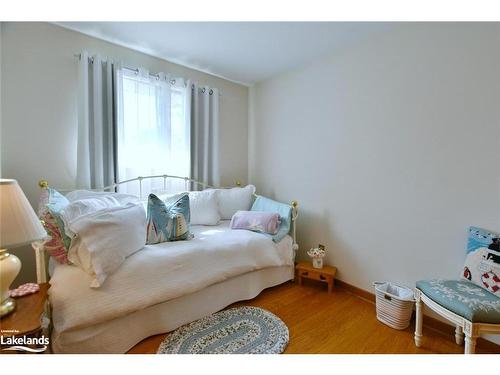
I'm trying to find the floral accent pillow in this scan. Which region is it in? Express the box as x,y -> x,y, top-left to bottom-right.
146,193 -> 192,244
37,188 -> 71,264
462,227 -> 500,296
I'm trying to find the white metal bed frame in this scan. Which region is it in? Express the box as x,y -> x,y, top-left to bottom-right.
34,175 -> 299,284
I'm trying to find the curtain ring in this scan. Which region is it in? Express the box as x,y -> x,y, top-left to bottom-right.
202,88 -> 206,93
209,89 -> 213,95
170,79 -> 176,85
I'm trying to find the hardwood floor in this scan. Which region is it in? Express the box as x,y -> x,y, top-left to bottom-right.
128,280 -> 499,354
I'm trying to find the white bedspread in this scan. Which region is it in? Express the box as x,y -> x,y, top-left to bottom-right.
49,221 -> 293,333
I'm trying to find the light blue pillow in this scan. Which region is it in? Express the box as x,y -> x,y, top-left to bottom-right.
251,196 -> 292,242
146,193 -> 192,244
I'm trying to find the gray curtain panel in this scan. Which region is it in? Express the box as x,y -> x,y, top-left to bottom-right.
187,81 -> 220,189
76,51 -> 116,190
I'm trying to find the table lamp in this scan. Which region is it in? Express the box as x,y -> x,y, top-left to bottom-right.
0,179 -> 47,317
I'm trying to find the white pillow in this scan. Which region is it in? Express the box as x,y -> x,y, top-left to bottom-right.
211,185 -> 256,220
66,203 -> 146,288
60,195 -> 140,238
189,190 -> 220,225
65,190 -> 139,203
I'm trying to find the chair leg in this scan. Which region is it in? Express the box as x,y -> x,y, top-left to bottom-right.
414,290 -> 423,347
464,335 -> 477,354
455,325 -> 464,345
463,322 -> 478,354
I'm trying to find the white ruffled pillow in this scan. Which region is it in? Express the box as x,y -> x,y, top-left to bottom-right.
211,185 -> 256,220
189,190 -> 220,225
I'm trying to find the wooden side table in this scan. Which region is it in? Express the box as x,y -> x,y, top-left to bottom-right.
0,283 -> 50,353
296,262 -> 337,293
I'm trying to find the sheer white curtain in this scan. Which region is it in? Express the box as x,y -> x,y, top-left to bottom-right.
115,67 -> 189,196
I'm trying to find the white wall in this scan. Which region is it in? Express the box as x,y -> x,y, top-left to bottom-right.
250,23 -> 500,291
1,22 -> 248,283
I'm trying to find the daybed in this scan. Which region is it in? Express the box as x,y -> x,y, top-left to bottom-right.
33,176 -> 298,354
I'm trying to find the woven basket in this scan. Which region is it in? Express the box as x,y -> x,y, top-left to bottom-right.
373,281 -> 415,330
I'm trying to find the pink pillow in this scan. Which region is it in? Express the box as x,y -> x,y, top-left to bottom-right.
230,210 -> 281,235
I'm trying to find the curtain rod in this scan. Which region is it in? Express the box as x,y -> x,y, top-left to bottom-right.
74,53 -> 221,96
74,53 -> 178,82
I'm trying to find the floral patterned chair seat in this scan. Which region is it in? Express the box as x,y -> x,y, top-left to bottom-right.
416,279 -> 500,324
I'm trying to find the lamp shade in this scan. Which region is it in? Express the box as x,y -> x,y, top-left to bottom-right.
0,179 -> 47,249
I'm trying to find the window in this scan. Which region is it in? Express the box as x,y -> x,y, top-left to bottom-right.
116,69 -> 190,195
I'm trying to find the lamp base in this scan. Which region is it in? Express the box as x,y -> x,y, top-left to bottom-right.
0,249 -> 21,318
0,297 -> 16,317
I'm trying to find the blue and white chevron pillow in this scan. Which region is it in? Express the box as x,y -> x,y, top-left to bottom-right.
146,193 -> 192,244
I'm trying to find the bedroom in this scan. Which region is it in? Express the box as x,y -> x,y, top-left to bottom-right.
0,0 -> 499,371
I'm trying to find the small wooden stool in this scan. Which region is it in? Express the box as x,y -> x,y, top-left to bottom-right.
295,262 -> 337,293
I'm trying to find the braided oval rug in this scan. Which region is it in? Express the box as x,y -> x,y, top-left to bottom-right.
157,306 -> 289,354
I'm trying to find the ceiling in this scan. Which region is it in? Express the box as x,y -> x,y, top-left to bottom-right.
56,22 -> 390,86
